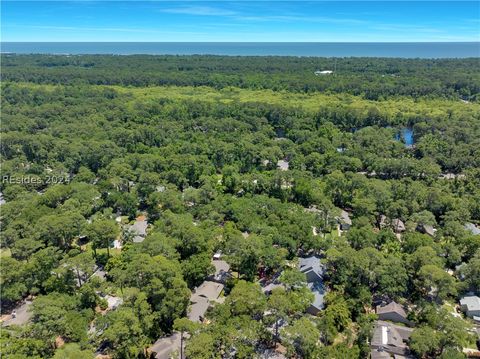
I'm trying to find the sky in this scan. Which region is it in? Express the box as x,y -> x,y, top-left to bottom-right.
1,1 -> 479,42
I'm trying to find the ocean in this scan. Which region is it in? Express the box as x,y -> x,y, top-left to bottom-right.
1,42 -> 479,58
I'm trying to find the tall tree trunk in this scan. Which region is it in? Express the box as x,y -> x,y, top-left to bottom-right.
180,332 -> 184,359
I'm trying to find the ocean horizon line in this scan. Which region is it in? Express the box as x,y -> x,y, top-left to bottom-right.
2,42 -> 479,58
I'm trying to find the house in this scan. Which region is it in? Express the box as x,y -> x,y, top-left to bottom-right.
104,295 -> 123,311
306,281 -> 326,315
460,295 -> 480,319
314,70 -> 333,75
416,223 -> 436,237
370,350 -> 392,359
208,259 -> 231,284
338,210 -> 352,231
299,256 -> 326,314
130,216 -> 148,243
465,223 -> 480,236
392,219 -> 406,233
188,281 -> 224,322
149,333 -> 181,359
379,216 -> 405,233
277,159 -> 289,171
299,256 -> 324,283
376,301 -> 412,326
371,321 -> 414,356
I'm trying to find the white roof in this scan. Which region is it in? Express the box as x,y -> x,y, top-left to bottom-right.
277,160 -> 289,171
339,210 -> 352,225
105,295 -> 123,310
465,223 -> 480,236
461,296 -> 480,311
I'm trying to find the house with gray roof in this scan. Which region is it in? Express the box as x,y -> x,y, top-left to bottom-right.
370,350 -> 392,359
465,223 -> 480,236
379,216 -> 405,234
392,219 -> 406,233
188,281 -> 224,323
149,333 -> 181,359
130,217 -> 148,243
371,321 -> 414,356
460,295 -> 480,319
338,210 -> 352,231
208,259 -> 231,284
299,256 -> 326,314
376,301 -> 412,326
306,281 -> 326,315
299,256 -> 324,283
416,223 -> 436,237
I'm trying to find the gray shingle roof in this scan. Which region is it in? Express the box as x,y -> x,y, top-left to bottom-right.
307,281 -> 325,310
299,256 -> 324,278
131,219 -> 148,243
371,321 -> 413,352
188,281 -> 224,322
150,333 -> 181,359
376,301 -> 407,319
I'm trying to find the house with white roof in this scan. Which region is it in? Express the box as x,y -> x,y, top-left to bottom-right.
465,223 -> 480,236
460,295 -> 480,319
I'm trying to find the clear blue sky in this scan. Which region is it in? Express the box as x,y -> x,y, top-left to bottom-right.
2,1 -> 479,42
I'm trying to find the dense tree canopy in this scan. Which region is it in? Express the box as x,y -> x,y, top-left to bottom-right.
1,54 -> 479,358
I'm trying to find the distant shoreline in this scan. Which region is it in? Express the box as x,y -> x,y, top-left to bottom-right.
2,42 -> 479,58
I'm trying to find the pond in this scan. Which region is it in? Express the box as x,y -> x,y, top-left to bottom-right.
395,127 -> 414,147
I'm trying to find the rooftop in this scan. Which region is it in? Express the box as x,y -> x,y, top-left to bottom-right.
307,281 -> 326,310
338,210 -> 352,225
188,295 -> 210,323
371,321 -> 413,354
105,295 -> 123,311
299,256 -> 324,277
376,301 -> 408,319
131,218 -> 148,243
277,159 -> 289,171
149,333 -> 181,359
188,281 -> 224,322
460,295 -> 480,311
210,259 -> 231,283
465,223 -> 480,236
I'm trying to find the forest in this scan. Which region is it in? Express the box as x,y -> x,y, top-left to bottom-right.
1,54 -> 480,359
